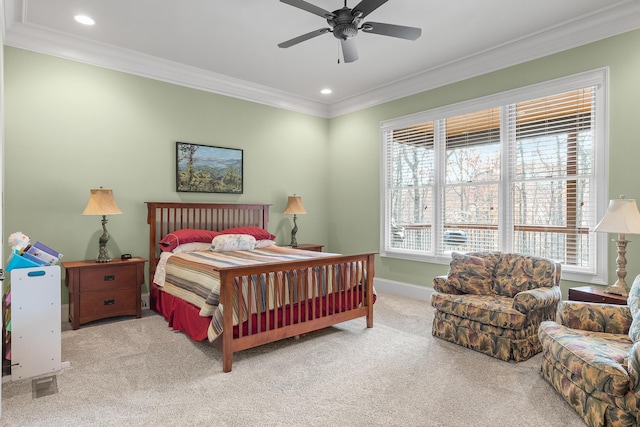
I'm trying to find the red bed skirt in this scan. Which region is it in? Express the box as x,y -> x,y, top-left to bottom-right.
150,282 -> 374,342
151,283 -> 211,341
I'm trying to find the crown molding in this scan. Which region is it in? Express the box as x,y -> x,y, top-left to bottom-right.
4,0 -> 640,119
327,0 -> 640,117
4,12 -> 332,118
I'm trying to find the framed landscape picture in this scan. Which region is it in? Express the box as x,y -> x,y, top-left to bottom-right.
176,142 -> 243,194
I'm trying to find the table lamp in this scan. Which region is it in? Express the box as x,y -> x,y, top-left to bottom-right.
82,188 -> 123,262
283,195 -> 306,247
593,196 -> 640,296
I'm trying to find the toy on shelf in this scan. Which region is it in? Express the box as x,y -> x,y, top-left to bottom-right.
5,232 -> 62,272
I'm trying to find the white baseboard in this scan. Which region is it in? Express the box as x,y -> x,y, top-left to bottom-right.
373,277 -> 433,302
60,293 -> 151,323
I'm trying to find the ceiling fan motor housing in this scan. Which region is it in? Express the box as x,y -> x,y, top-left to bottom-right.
333,23 -> 358,39
329,7 -> 362,40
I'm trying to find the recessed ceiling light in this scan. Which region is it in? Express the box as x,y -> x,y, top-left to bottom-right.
74,15 -> 95,26
321,88 -> 332,95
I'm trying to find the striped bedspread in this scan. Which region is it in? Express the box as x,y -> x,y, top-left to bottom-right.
158,246 -> 346,341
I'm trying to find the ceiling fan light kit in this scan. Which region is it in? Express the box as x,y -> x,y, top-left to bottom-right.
278,0 -> 422,63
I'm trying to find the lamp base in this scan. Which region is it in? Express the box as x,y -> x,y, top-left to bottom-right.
95,215 -> 113,263
604,282 -> 629,297
289,214 -> 299,247
604,235 -> 631,297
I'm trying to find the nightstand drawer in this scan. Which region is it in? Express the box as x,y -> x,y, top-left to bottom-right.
79,265 -> 137,292
79,287 -> 137,319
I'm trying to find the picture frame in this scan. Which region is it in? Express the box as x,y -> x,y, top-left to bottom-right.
176,142 -> 243,194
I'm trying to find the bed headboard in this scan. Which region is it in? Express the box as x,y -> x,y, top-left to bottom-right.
145,202 -> 270,279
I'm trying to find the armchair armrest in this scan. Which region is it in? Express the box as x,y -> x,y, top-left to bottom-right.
556,300 -> 632,334
513,286 -> 561,314
432,275 -> 463,295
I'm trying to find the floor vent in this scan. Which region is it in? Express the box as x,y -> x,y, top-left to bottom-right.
32,375 -> 58,398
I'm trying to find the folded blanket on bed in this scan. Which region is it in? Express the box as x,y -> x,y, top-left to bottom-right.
156,246 -> 362,341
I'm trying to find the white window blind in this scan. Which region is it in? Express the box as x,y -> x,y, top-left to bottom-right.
441,108 -> 501,254
381,69 -> 606,282
385,123 -> 434,253
508,88 -> 595,269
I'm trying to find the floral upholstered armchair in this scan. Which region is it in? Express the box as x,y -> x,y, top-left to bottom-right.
430,251 -> 561,362
538,275 -> 640,427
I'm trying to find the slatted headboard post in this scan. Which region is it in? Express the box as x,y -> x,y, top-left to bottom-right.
145,202 -> 271,279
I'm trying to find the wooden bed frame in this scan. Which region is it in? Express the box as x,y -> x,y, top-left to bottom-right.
146,202 -> 375,372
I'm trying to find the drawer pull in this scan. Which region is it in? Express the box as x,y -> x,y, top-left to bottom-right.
104,275 -> 115,281
104,299 -> 115,306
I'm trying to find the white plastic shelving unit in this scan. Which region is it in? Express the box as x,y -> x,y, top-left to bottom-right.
10,266 -> 61,380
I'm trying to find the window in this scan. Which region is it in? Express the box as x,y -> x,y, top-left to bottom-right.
381,69 -> 608,283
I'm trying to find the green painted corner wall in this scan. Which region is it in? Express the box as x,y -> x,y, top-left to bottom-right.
327,29 -> 640,298
4,29 -> 640,304
3,46 -> 329,303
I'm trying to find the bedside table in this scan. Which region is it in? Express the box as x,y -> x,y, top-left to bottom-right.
568,286 -> 628,305
63,257 -> 147,329
291,243 -> 324,252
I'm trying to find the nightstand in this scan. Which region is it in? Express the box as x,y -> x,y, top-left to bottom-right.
291,243 -> 324,252
568,286 -> 628,305
62,257 -> 147,329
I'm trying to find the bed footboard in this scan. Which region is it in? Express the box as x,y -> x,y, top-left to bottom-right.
217,253 -> 375,372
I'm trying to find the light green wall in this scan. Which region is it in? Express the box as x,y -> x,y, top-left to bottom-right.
328,29 -> 640,298
3,47 -> 329,301
5,29 -> 640,304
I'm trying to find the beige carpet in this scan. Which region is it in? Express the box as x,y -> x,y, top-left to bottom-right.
1,292 -> 585,426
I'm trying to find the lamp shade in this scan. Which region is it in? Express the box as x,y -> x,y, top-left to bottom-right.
82,188 -> 123,216
594,198 -> 640,234
283,195 -> 306,215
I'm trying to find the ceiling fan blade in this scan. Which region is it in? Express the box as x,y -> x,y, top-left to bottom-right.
341,38 -> 359,63
280,0 -> 335,19
352,0 -> 388,19
278,28 -> 331,48
361,22 -> 421,40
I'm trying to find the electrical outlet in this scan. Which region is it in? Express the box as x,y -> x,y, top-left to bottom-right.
141,293 -> 150,309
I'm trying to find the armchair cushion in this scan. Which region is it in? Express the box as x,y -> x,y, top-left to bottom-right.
539,321 -> 631,397
445,252 -> 495,295
557,300 -> 632,334
431,293 -> 527,329
492,253 -> 557,297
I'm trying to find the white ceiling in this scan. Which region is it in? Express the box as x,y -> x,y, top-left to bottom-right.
4,0 -> 640,117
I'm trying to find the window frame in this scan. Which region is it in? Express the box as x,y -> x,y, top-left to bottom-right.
380,68 -> 609,284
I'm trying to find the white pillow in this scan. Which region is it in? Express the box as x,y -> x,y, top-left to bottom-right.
211,234 -> 256,252
255,239 -> 276,249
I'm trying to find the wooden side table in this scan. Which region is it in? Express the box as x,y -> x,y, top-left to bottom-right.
63,257 -> 147,329
292,243 -> 324,252
568,286 -> 628,305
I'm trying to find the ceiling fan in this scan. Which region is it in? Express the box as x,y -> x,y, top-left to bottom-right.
278,0 -> 422,63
